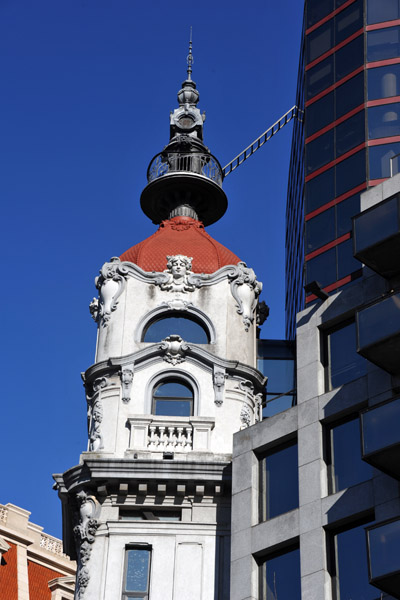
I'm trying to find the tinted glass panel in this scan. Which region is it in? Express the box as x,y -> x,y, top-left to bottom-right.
354,196 -> 398,250
336,73 -> 364,119
261,442 -> 299,520
362,397 -> 400,455
307,0 -> 334,28
357,292 -> 400,348
336,194 -> 361,236
337,237 -> 361,278
329,417 -> 372,492
336,111 -> 365,157
368,26 -> 400,62
144,315 -> 209,343
368,0 -> 400,24
334,523 -> 376,599
368,519 -> 400,579
154,399 -> 192,416
306,207 -> 336,252
369,142 -> 400,178
306,93 -> 334,137
306,247 -> 336,287
153,380 -> 193,416
368,64 -> 400,100
336,35 -> 364,80
306,130 -> 334,173
328,321 -> 367,388
125,549 -> 150,593
306,56 -> 334,99
336,150 -> 366,196
154,381 -> 192,397
307,21 -> 334,64
262,548 -> 301,600
369,103 -> 400,139
305,167 -> 335,212
335,0 -> 363,45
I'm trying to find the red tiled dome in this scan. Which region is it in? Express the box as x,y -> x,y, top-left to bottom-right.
120,216 -> 240,274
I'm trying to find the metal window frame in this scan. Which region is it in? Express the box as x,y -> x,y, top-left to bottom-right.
122,544 -> 152,600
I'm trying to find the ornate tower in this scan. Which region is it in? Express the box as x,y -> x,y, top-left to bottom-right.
54,44 -> 266,600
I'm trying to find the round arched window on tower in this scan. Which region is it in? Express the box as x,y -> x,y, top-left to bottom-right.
152,379 -> 193,417
143,313 -> 209,344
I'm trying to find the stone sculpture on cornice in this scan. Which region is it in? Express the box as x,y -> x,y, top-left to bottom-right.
92,257 -> 129,327
228,262 -> 263,331
159,255 -> 196,293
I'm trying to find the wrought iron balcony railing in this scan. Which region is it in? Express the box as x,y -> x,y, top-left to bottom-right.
147,152 -> 223,187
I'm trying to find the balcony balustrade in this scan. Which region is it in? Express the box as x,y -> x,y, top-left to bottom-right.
366,517 -> 400,599
127,415 -> 215,454
360,397 -> 400,479
353,194 -> 400,278
147,152 -> 223,187
356,292 -> 400,375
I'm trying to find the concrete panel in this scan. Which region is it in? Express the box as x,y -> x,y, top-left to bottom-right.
373,473 -> 400,506
321,480 -> 374,526
361,182 -> 384,211
297,363 -> 323,404
232,451 -> 257,495
301,569 -> 330,600
299,500 -> 322,535
241,408 -> 298,453
298,397 -> 319,429
230,555 -> 256,600
300,528 -> 326,577
298,422 -> 322,467
299,460 -> 325,506
382,172 -> 400,201
375,498 -> 400,522
231,488 -> 253,533
251,509 -> 299,555
231,527 -> 252,562
296,327 -> 320,370
319,376 -> 368,421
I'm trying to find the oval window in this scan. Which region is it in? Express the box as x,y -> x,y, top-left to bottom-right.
152,379 -> 193,417
143,314 -> 209,343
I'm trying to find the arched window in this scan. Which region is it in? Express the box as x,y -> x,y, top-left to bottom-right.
143,314 -> 209,343
152,379 -> 193,417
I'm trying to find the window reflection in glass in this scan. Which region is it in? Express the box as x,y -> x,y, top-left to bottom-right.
357,292 -> 400,349
306,168 -> 335,212
331,521 -> 376,599
337,238 -> 362,279
153,380 -> 193,416
362,397 -> 400,456
306,56 -> 334,99
336,194 -> 361,236
368,518 -> 400,580
306,130 -> 334,173
336,73 -> 364,118
368,26 -> 400,62
336,34 -> 364,80
354,195 -> 398,251
335,150 -> 366,196
336,111 -> 365,157
257,340 -> 296,418
335,0 -> 363,45
369,142 -> 400,178
307,20 -> 334,64
143,314 -> 209,343
326,321 -> 367,389
260,441 -> 299,521
123,548 -> 151,599
328,416 -> 372,493
306,208 -> 336,252
307,0 -> 334,28
260,547 -> 301,600
368,0 -> 400,24
369,103 -> 400,139
368,64 -> 400,100
306,92 -> 334,137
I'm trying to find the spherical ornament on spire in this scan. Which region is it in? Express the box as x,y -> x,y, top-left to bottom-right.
177,80 -> 199,106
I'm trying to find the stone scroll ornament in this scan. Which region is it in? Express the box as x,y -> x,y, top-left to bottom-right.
86,377 -> 108,452
228,262 -> 263,332
73,491 -> 100,599
159,335 -> 190,365
120,365 -> 134,403
90,257 -> 129,327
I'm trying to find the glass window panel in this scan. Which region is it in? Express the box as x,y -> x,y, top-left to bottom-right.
336,194 -> 361,236
335,0 -> 363,45
305,167 -> 335,213
334,522 -> 376,599
262,547 -> 301,600
358,292 -> 400,348
124,549 -> 150,593
337,237 -> 361,279
335,0 -> 349,6
336,150 -> 366,196
369,142 -> 400,178
306,130 -> 334,173
305,207 -> 336,252
154,399 -> 192,416
306,92 -> 334,137
144,315 -> 209,343
369,103 -> 400,139
306,247 -> 337,287
261,442 -> 299,520
307,0 -> 334,28
368,519 -> 400,579
307,21 -> 334,64
354,196 -> 398,250
330,416 -> 372,492
336,35 -> 364,81
368,0 -> 400,24
336,73 -> 364,119
367,26 -> 400,62
306,56 -> 334,99
263,395 -> 295,418
328,321 -> 367,389
336,111 -> 365,157
260,359 -> 295,394
154,381 -> 192,397
368,64 -> 400,100
362,397 -> 400,455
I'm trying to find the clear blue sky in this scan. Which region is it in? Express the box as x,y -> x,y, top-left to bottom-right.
1,0 -> 303,537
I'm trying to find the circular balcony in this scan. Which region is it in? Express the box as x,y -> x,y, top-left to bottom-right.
141,151 -> 227,226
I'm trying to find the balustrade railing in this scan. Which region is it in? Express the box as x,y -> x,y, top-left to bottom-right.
147,152 -> 223,187
128,415 -> 215,453
40,533 -> 64,555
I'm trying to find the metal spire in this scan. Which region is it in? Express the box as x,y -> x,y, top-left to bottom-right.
187,27 -> 193,81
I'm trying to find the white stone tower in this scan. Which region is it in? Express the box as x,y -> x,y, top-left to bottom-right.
54,44 -> 266,600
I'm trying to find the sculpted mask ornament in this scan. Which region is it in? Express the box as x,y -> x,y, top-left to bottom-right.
159,255 -> 196,293
213,367 -> 226,406
120,366 -> 134,404
228,262 -> 263,332
93,257 -> 128,327
159,335 -> 189,365
73,491 -> 99,599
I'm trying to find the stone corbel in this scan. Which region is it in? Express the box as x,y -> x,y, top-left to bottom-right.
213,366 -> 226,407
120,364 -> 134,404
159,335 -> 190,365
228,262 -> 263,331
73,491 -> 100,599
94,257 -> 128,327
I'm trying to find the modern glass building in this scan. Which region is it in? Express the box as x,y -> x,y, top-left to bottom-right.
286,0 -> 400,339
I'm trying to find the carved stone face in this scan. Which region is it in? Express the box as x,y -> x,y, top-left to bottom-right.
167,255 -> 192,279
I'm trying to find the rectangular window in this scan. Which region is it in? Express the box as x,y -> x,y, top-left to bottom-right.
306,247 -> 337,288
306,129 -> 335,173
306,207 -> 336,252
335,0 -> 363,45
369,103 -> 400,139
368,64 -> 400,100
123,546 -> 151,599
324,320 -> 367,390
259,546 -> 301,600
307,20 -> 334,64
368,0 -> 400,24
367,26 -> 400,62
259,440 -> 299,521
306,92 -> 334,137
337,237 -> 362,279
305,167 -> 335,213
306,56 -> 334,100
336,72 -> 364,119
335,110 -> 365,157
335,34 -> 364,81
326,415 -> 372,494
329,518 -> 376,600
369,141 -> 400,178
257,340 -> 296,418
335,149 -> 366,197
307,0 -> 334,29
336,194 -> 361,236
